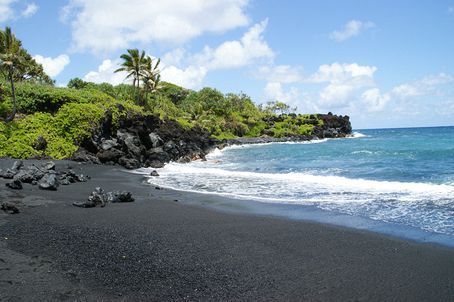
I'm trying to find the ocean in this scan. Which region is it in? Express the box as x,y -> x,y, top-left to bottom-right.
138,127 -> 454,246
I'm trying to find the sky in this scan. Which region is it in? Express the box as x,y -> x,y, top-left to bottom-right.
1,0 -> 454,129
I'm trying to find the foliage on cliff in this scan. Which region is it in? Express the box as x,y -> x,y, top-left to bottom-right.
0,33 -> 343,160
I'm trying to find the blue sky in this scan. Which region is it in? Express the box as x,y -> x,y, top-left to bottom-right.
1,0 -> 454,129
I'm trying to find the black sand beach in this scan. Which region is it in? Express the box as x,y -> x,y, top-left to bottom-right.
1,160 -> 454,301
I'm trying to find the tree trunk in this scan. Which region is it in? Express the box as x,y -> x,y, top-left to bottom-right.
5,65 -> 16,122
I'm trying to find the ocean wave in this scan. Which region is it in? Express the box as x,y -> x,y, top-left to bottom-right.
206,138 -> 330,159
134,162 -> 454,235
351,150 -> 375,155
141,163 -> 454,201
348,132 -> 368,138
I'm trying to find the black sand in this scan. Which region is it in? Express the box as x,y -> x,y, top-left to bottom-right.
1,160 -> 453,301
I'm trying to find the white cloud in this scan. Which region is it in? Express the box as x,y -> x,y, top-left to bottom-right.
83,59 -> 128,85
0,0 -> 16,22
161,48 -> 186,67
307,63 -> 377,107
21,2 -> 37,18
449,6 -> 454,14
309,62 -> 377,84
84,21 -> 272,88
199,19 -> 274,69
360,73 -> 454,113
361,88 -> 390,112
257,65 -> 303,84
160,20 -> 273,88
391,73 -> 454,99
62,0 -> 250,53
264,82 -> 300,106
330,20 -> 375,42
160,65 -> 207,89
33,54 -> 70,77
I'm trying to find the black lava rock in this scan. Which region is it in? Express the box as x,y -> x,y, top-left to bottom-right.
6,179 -> 23,190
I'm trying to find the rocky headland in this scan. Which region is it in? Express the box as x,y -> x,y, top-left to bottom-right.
71,112 -> 352,169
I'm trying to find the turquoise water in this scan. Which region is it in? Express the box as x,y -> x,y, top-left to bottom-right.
142,127 -> 454,243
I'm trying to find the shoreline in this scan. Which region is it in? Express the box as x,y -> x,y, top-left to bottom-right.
1,159 -> 454,300
136,173 -> 454,249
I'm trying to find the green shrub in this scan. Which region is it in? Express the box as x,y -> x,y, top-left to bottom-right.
0,114 -> 76,159
55,103 -> 105,143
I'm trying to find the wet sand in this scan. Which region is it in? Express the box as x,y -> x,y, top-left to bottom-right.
1,160 -> 453,301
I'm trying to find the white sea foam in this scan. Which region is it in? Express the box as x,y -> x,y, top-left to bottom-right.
146,163 -> 454,199
351,150 -> 375,155
137,161 -> 454,235
206,138 -> 330,159
349,132 -> 368,138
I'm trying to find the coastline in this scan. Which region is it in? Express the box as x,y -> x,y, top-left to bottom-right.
1,159 -> 454,301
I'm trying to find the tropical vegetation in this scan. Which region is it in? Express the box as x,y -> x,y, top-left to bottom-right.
0,27 -> 323,159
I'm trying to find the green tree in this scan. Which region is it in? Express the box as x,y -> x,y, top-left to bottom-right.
115,49 -> 148,103
143,56 -> 161,93
263,101 -> 296,115
0,27 -> 22,121
67,77 -> 89,89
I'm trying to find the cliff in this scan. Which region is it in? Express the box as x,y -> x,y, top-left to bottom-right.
72,112 -> 352,169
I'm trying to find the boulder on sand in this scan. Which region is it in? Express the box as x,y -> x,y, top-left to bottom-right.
6,179 -> 23,190
1,202 -> 20,214
38,172 -> 59,191
73,187 -> 134,208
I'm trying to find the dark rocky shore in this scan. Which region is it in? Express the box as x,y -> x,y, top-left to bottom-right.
71,112 -> 352,169
1,160 -> 453,301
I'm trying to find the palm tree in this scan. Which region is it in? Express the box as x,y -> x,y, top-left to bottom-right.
0,27 -> 22,122
142,56 -> 161,94
115,49 -> 148,102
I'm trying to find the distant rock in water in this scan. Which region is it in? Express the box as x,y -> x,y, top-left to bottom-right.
313,113 -> 352,138
227,113 -> 352,145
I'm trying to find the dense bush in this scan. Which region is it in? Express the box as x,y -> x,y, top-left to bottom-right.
0,87 -> 143,159
0,77 -> 323,160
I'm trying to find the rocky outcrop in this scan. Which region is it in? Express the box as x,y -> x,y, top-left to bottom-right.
70,112 -> 351,169
1,160 -> 90,191
313,113 -> 352,138
227,113 -> 352,146
72,114 -> 218,169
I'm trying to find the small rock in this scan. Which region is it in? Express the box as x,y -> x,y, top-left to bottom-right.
11,160 -> 23,171
1,169 -> 16,179
76,174 -> 89,182
118,157 -> 140,170
148,133 -> 163,148
73,187 -> 133,208
38,173 -> 59,191
34,136 -> 47,151
100,139 -> 118,151
155,186 -> 163,190
1,202 -> 19,214
14,170 -> 35,183
6,179 -> 22,190
43,161 -> 56,171
150,170 -> 159,177
73,187 -> 107,208
106,191 -> 134,203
